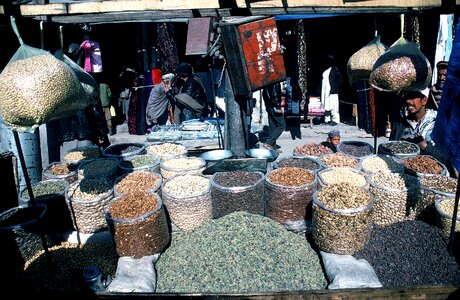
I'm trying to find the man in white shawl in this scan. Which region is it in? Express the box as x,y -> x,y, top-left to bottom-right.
146,73 -> 175,131
321,54 -> 343,125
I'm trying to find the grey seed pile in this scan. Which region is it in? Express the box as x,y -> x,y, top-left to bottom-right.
354,220 -> 460,287
155,211 -> 327,293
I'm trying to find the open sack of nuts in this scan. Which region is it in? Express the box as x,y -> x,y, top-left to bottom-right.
347,35 -> 388,84
369,37 -> 432,92
0,44 -> 89,132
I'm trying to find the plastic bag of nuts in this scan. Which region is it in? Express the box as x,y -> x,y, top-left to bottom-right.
317,167 -> 368,189
162,174 -> 212,231
368,172 -> 420,226
318,152 -> 359,169
211,171 -> 265,219
264,167 -> 317,233
434,197 -> 460,238
105,191 -> 170,258
42,161 -> 79,183
65,177 -> 113,234
113,171 -> 162,197
417,175 -> 456,225
146,142 -> 187,162
77,158 -> 120,182
118,154 -> 160,175
369,37 -> 432,92
347,35 -> 388,84
160,157 -> 206,180
62,145 -> 100,164
312,183 -> 374,255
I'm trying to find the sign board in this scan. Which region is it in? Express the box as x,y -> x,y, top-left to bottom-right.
221,17 -> 286,95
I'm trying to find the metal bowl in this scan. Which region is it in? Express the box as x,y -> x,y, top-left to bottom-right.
201,149 -> 236,162
245,148 -> 279,162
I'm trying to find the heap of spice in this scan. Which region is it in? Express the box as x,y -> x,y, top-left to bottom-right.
155,211 -> 327,293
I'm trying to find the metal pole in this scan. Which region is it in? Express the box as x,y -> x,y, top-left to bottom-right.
448,176 -> 460,254
12,131 -> 52,268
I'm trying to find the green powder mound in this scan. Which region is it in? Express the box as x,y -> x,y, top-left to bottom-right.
156,211 -> 327,293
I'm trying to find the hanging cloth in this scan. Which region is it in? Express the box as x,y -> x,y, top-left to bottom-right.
79,40 -> 103,73
433,14 -> 454,84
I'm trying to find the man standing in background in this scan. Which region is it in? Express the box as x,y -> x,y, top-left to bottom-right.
321,54 -> 343,126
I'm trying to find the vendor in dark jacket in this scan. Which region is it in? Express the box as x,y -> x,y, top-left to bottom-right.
389,88 -> 457,178
168,63 -> 208,124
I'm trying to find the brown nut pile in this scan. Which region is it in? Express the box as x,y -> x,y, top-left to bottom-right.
267,167 -> 315,187
114,171 -> 162,195
265,168 -> 317,224
402,155 -> 443,175
107,191 -> 170,258
294,143 -> 333,157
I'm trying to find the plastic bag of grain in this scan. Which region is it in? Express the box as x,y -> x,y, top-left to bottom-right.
265,167 -> 317,233
65,177 -> 113,233
435,197 -> 460,238
369,37 -> 432,92
0,38 -> 89,132
347,35 -> 388,84
162,174 -> 212,231
312,183 -> 374,255
105,191 -> 170,258
417,175 -> 456,225
211,171 -> 265,219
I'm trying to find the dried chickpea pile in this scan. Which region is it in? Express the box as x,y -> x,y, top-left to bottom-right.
313,183 -> 373,255
160,157 -> 205,179
319,152 -> 358,168
63,146 -> 100,162
318,168 -> 367,188
146,143 -> 186,161
294,143 -> 333,157
361,154 -> 404,174
115,171 -> 162,195
162,174 -> 212,231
